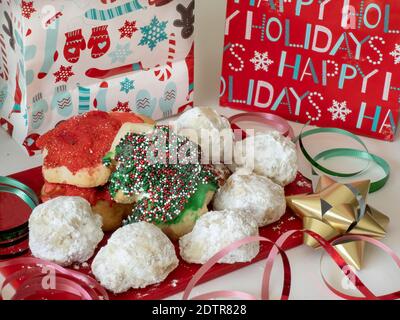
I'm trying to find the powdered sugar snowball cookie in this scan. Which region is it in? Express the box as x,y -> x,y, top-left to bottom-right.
29,197 -> 103,266
213,172 -> 286,227
174,107 -> 234,162
233,131 -> 298,186
92,222 -> 179,294
179,210 -> 260,264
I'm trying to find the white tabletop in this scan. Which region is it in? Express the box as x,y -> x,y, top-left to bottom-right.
1,0 -> 399,300
1,107 -> 399,300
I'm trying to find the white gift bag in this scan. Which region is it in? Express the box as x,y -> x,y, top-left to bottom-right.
0,0 -> 195,155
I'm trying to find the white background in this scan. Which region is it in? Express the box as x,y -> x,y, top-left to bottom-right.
0,0 -> 399,300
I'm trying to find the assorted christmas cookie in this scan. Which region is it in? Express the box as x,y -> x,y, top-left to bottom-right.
107,125 -> 219,240
36,111 -> 154,188
41,182 -> 133,232
174,107 -> 234,163
213,171 -> 286,227
92,222 -> 179,294
37,111 -> 154,231
233,131 -> 298,186
179,210 -> 260,264
29,197 -> 103,267
27,107 -> 301,294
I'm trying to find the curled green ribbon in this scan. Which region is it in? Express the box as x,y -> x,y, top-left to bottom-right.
0,176 -> 39,258
297,127 -> 390,193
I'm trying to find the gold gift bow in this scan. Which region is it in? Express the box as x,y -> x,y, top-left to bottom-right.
286,176 -> 390,270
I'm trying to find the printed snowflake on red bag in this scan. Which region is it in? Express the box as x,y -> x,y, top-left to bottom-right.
390,44 -> 400,65
250,51 -> 274,73
119,20 -> 138,39
21,1 -> 36,19
53,65 -> 74,83
328,100 -> 352,122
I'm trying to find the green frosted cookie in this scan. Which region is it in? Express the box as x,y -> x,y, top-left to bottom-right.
108,126 -> 218,239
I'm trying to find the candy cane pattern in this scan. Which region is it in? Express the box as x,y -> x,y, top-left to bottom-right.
45,11 -> 63,28
0,33 -> 8,81
186,44 -> 194,101
153,33 -> 176,81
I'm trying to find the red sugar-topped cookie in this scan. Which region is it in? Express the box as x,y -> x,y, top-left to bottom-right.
37,111 -> 122,173
37,111 -> 154,188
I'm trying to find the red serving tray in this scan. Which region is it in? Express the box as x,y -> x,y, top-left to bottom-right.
3,167 -> 311,300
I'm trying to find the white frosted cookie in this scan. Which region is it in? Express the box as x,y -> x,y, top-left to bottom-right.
29,197 -> 103,266
233,131 -> 298,186
174,107 -> 234,163
213,172 -> 286,227
108,125 -> 219,241
92,222 -> 179,294
179,210 -> 259,264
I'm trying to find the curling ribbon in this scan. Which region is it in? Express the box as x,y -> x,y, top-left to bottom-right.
0,177 -> 40,259
0,176 -> 39,211
183,230 -> 400,300
0,258 -> 109,300
229,112 -> 295,139
297,127 -> 390,193
228,113 -> 390,193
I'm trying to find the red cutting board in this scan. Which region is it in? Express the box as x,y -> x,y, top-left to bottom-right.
4,167 -> 311,300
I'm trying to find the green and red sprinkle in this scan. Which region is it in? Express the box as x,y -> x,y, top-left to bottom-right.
108,126 -> 217,225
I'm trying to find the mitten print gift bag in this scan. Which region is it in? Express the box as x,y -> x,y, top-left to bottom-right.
220,0 -> 400,141
87,25 -> 111,59
0,0 -> 195,156
63,29 -> 87,63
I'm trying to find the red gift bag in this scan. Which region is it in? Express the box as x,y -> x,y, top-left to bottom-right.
220,0 -> 400,141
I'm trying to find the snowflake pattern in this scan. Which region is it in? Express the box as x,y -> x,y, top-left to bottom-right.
119,20 -> 138,39
250,51 -> 274,72
108,43 -> 133,64
390,44 -> 400,65
112,101 -> 132,113
139,16 -> 168,51
53,65 -> 74,83
120,77 -> 135,94
328,100 -> 352,122
21,1 -> 36,19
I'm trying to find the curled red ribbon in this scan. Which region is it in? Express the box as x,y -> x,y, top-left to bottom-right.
0,258 -> 108,300
183,231 -> 400,300
228,112 -> 295,140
